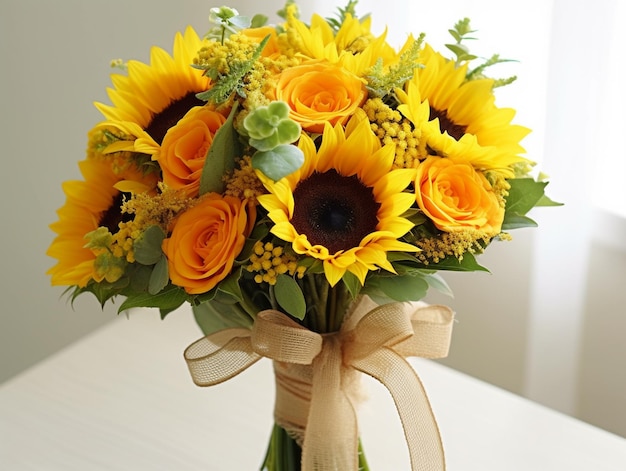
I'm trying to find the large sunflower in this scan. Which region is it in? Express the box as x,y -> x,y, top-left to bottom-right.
94,26 -> 211,156
47,159 -> 157,287
397,44 -> 531,177
257,112 -> 417,286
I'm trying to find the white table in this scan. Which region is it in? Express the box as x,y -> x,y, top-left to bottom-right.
1,307 -> 624,470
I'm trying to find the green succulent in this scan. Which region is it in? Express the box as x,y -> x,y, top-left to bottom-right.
243,101 -> 301,151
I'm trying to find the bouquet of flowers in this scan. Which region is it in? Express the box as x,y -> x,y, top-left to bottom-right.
47,1 -> 556,470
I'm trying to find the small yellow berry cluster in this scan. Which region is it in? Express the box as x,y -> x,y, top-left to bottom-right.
363,98 -> 424,169
224,156 -> 266,203
415,230 -> 494,264
246,241 -> 306,285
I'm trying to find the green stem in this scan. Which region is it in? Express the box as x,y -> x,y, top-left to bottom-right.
261,423 -> 369,471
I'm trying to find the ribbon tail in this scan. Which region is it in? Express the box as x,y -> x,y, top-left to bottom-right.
353,349 -> 445,471
184,328 -> 261,386
302,336 -> 359,471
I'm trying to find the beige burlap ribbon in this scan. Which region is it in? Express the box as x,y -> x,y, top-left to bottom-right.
184,297 -> 454,471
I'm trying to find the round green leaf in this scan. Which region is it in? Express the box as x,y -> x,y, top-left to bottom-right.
274,274 -> 306,320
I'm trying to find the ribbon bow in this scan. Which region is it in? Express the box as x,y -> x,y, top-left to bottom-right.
184,298 -> 454,471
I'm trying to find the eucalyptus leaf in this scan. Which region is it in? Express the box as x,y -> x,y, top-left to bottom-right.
133,225 -> 166,265
199,102 -> 240,195
251,145 -> 304,182
274,274 -> 306,320
148,255 -> 169,295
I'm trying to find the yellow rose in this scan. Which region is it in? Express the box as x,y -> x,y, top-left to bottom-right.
274,61 -> 367,133
415,157 -> 504,234
162,194 -> 253,294
157,106 -> 227,197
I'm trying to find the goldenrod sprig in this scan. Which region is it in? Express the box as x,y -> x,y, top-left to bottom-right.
365,33 -> 424,99
195,35 -> 270,104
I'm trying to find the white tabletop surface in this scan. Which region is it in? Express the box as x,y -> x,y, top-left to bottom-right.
1,307 -> 625,470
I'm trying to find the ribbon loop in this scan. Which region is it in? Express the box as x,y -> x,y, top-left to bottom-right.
184,298 -> 455,471
184,328 -> 260,386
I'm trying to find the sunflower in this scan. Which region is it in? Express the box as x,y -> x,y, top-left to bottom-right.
257,112 -> 417,286
397,44 -> 531,177
94,26 -> 211,157
283,7 -> 398,77
47,159 -> 157,287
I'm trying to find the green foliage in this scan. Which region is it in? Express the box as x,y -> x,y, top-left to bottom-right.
277,0 -> 299,21
200,102 -> 241,195
341,271 -> 362,300
274,274 -> 306,320
207,6 -> 251,43
446,18 -> 518,87
429,252 -> 489,272
365,34 -> 424,99
192,300 -> 254,336
251,144 -> 305,182
195,35 -> 270,104
501,178 -> 553,230
251,14 -> 268,28
326,1 -> 364,32
446,18 -> 478,65
363,273 -> 430,304
133,225 -> 166,265
117,285 -> 188,314
148,255 -> 169,295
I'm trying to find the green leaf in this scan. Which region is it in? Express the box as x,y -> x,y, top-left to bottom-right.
501,213 -> 538,230
133,225 -> 166,265
199,101 -> 240,195
341,271 -> 362,299
429,252 -> 490,272
423,272 -> 454,298
505,178 -> 548,216
192,300 -> 253,336
214,268 -> 244,303
118,285 -> 188,313
251,144 -> 304,181
274,274 -> 306,320
251,14 -> 268,28
148,255 -> 169,295
365,274 -> 430,303
535,194 -> 563,207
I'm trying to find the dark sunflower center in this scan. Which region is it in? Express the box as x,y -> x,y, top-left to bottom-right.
145,92 -> 204,145
430,107 -> 467,141
100,192 -> 133,234
291,170 -> 380,254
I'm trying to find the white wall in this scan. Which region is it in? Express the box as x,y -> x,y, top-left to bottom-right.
2,0 -> 625,440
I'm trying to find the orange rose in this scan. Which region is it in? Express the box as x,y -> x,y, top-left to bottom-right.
157,106 -> 227,197
415,157 -> 504,234
274,61 -> 367,133
162,194 -> 253,294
